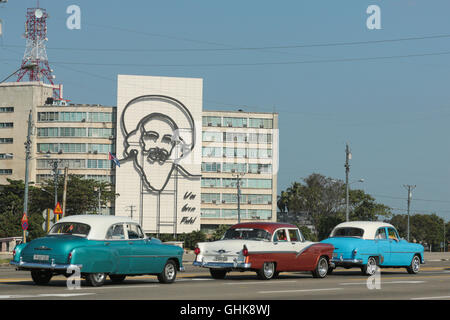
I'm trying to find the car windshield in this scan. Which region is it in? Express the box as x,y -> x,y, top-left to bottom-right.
49,222 -> 91,237
222,228 -> 271,241
331,227 -> 364,238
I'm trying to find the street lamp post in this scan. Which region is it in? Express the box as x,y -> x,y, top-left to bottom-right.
345,143 -> 351,222
22,110 -> 32,243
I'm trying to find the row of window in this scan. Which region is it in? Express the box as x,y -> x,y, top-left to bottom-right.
202,131 -> 272,144
203,116 -> 273,129
37,159 -> 113,170
202,162 -> 271,174
36,174 -> 114,184
202,178 -> 272,189
37,112 -> 116,123
0,123 -> 13,128
0,107 -> 14,113
202,147 -> 272,158
201,208 -> 272,220
37,127 -> 114,138
201,193 -> 272,205
37,143 -> 115,154
0,169 -> 12,175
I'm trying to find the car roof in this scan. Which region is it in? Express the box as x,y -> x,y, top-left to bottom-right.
56,215 -> 136,240
331,221 -> 395,239
230,222 -> 298,234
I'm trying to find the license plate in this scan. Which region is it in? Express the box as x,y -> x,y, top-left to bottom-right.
214,256 -> 228,262
33,254 -> 49,261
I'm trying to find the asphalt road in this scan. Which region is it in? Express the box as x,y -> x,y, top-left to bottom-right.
0,259 -> 449,301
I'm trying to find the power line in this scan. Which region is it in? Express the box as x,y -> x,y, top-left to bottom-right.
3,33 -> 450,53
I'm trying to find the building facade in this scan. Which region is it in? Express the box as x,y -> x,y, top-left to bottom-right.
0,78 -> 278,234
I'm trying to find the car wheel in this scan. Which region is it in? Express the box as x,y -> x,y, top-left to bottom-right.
257,262 -> 275,280
312,256 -> 329,278
406,255 -> 421,274
109,275 -> 126,283
31,270 -> 52,285
327,266 -> 335,275
157,259 -> 177,284
362,257 -> 378,276
209,269 -> 227,279
86,273 -> 106,287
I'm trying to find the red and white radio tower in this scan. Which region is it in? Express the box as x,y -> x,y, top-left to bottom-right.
16,6 -> 61,99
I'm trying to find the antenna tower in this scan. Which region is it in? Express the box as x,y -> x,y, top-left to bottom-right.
16,5 -> 60,98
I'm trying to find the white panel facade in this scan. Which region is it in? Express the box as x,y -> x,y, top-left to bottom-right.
116,75 -> 202,234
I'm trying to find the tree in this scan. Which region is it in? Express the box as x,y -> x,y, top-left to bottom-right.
211,224 -> 230,241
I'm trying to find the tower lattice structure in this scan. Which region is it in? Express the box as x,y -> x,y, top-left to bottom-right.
16,7 -> 60,98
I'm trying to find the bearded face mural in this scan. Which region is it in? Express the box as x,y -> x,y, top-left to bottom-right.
120,95 -> 198,193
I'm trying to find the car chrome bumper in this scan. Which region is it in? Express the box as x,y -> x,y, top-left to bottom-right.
10,259 -> 82,271
331,258 -> 363,265
193,260 -> 251,269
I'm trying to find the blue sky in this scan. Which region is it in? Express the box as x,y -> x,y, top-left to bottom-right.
1,0 -> 449,221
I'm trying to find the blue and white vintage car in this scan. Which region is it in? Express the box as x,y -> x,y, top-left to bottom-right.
321,221 -> 424,275
10,215 -> 184,286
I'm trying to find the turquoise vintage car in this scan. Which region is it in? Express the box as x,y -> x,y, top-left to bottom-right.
321,221 -> 424,275
10,215 -> 184,286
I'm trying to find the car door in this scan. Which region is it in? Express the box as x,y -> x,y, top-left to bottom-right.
271,228 -> 295,270
286,228 -> 312,271
375,227 -> 390,266
104,223 -> 132,274
126,223 -> 161,274
387,227 -> 405,265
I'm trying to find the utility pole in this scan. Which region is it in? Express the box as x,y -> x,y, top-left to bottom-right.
62,167 -> 68,218
233,172 -> 245,223
403,184 -> 416,242
127,205 -> 136,219
22,110 -> 32,243
345,143 -> 352,222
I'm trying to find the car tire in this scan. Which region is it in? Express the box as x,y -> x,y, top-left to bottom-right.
86,273 -> 106,287
31,270 -> 52,285
327,266 -> 335,275
406,255 -> 421,274
157,259 -> 177,284
257,262 -> 276,280
312,256 -> 329,278
209,269 -> 227,279
109,275 -> 126,283
361,256 -> 378,276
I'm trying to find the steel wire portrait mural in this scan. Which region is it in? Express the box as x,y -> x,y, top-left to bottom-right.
117,94 -> 201,234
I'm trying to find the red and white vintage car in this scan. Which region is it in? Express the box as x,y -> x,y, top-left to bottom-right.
193,222 -> 335,280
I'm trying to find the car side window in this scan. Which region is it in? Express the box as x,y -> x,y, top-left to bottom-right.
126,223 -> 145,239
388,228 -> 399,240
288,229 -> 301,242
106,224 -> 125,240
375,228 -> 387,239
273,229 -> 288,242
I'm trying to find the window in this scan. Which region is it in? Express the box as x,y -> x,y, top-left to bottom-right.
375,228 -> 387,239
223,228 -> 271,241
274,229 -> 288,241
248,164 -> 272,174
0,169 -> 12,175
37,128 -> 59,137
223,117 -> 247,128
201,178 -> 221,187
332,227 -> 364,238
49,222 -> 90,237
88,128 -> 114,138
202,131 -> 222,142
246,179 -> 272,189
249,118 -> 273,129
222,193 -> 238,203
222,163 -> 246,173
0,107 -> 14,113
202,116 -> 221,127
0,153 -> 13,160
105,224 -> 125,240
201,193 -> 220,203
88,112 -> 114,122
60,127 -> 86,137
0,122 -> 13,128
288,229 -> 302,242
200,209 -> 221,218
224,132 -> 246,142
0,138 -> 13,144
126,224 -> 144,239
201,162 -> 221,172
202,147 -> 222,157
387,228 -> 399,240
